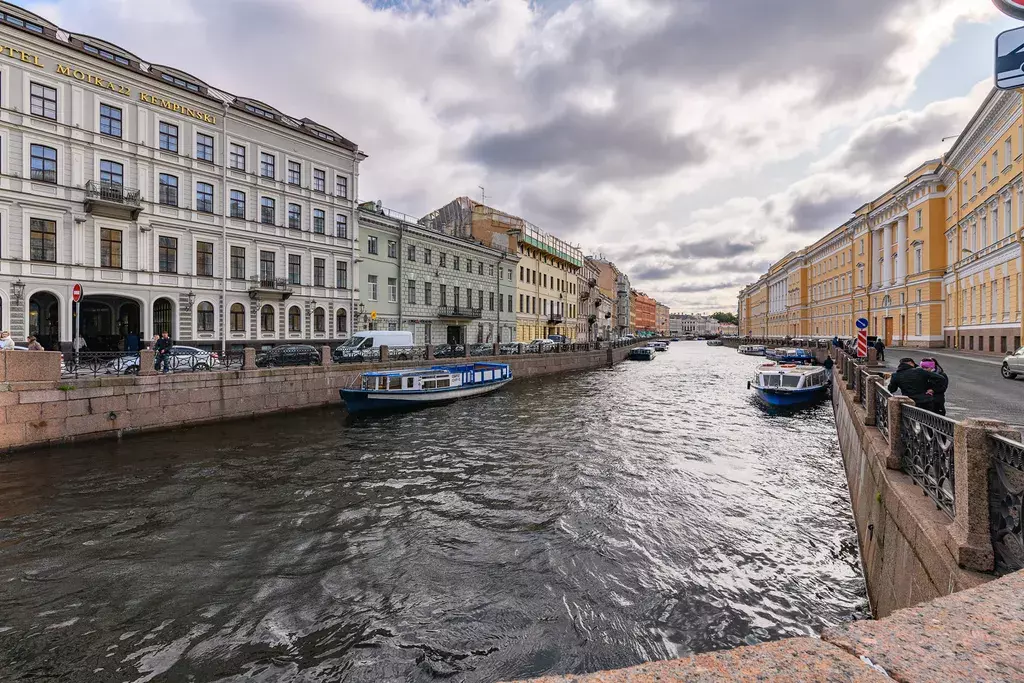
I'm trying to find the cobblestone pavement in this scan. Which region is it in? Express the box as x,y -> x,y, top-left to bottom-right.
883,348 -> 1024,428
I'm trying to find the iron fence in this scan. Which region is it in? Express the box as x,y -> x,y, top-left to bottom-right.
989,433 -> 1024,573
900,404 -> 957,519
856,369 -> 865,404
61,349 -> 245,378
875,382 -> 891,442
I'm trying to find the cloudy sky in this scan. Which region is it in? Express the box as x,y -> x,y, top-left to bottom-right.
17,0 -> 1018,313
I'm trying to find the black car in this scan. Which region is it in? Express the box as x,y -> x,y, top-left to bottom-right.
256,344 -> 321,368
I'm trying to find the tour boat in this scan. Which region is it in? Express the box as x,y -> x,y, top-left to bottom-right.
766,347 -> 815,364
340,362 -> 512,414
648,341 -> 668,352
749,363 -> 830,408
628,347 -> 657,361
706,339 -> 724,347
738,344 -> 767,356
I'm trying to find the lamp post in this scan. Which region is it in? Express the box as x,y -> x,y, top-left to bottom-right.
11,279 -> 25,306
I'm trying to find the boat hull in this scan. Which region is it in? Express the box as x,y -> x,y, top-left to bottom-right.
754,385 -> 828,407
341,377 -> 511,414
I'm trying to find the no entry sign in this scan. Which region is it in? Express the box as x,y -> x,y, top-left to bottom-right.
72,283 -> 83,303
993,0 -> 1024,20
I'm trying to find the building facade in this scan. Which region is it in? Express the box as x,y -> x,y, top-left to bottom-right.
632,290 -> 657,332
0,5 -> 363,352
655,303 -> 670,336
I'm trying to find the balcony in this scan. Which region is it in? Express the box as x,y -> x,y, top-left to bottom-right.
248,276 -> 293,300
84,180 -> 143,220
548,313 -> 564,324
438,305 -> 482,320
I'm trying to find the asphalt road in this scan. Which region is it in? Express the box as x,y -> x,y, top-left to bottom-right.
884,348 -> 1024,427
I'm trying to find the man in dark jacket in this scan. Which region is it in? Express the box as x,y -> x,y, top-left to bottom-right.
874,338 -> 886,362
155,331 -> 173,373
887,358 -> 947,412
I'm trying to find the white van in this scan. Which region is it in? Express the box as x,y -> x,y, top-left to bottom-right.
333,331 -> 414,362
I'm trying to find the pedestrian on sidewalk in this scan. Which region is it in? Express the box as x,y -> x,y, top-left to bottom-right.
25,336 -> 43,351
920,358 -> 948,416
155,331 -> 173,373
888,357 -> 947,413
874,338 -> 886,362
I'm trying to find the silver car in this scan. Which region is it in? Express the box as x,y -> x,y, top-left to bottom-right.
1001,347 -> 1024,379
104,346 -> 215,374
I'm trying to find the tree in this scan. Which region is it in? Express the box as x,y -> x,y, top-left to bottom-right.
711,311 -> 738,325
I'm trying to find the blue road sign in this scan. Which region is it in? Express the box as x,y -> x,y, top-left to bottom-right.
996,26 -> 1024,91
856,318 -> 869,330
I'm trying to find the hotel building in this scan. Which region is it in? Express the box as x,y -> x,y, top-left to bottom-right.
0,3 -> 364,352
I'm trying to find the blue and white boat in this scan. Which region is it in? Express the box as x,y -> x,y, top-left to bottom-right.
629,346 -> 657,361
766,347 -> 815,363
340,362 -> 512,414
750,363 -> 830,408
738,344 -> 767,356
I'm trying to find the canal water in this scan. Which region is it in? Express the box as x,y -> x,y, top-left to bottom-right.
0,344 -> 866,682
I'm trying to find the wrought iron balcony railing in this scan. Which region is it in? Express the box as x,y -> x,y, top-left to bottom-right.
548,313 -> 564,324
85,180 -> 142,206
438,305 -> 483,319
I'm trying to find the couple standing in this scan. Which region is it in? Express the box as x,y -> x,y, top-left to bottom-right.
887,357 -> 948,415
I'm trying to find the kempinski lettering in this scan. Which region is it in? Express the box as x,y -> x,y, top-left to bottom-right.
0,44 -> 44,68
55,63 -> 130,96
139,92 -> 217,124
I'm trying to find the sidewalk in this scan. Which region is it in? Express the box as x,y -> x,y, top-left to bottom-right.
888,347 -> 1002,366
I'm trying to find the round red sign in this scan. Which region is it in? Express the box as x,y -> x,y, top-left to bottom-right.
72,283 -> 83,303
994,0 -> 1024,20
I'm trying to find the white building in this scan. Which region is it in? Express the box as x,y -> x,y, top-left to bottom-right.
0,4 -> 362,351
669,313 -> 721,336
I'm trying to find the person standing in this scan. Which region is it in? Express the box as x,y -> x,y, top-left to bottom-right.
0,331 -> 14,350
920,358 -> 948,416
887,357 -> 947,413
874,337 -> 886,362
155,331 -> 173,373
26,336 -> 44,351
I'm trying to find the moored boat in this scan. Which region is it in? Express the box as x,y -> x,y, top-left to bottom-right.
749,363 -> 830,408
766,347 -> 815,363
629,347 -> 657,361
738,344 -> 767,356
706,339 -> 724,347
340,362 -> 512,414
648,341 -> 668,352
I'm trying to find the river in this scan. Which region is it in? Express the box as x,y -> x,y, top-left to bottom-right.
0,343 -> 866,682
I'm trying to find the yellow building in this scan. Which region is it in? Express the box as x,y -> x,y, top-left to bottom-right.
512,222 -> 582,342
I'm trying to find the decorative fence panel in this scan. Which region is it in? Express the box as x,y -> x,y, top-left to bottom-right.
900,405 -> 957,519
989,434 -> 1024,574
875,383 -> 891,442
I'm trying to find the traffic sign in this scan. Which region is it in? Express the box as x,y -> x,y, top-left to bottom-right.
996,26 -> 1024,90
72,283 -> 83,303
993,0 -> 1024,21
856,317 -> 869,330
370,310 -> 377,321
856,330 -> 868,359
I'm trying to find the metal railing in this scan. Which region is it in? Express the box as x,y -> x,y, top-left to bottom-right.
85,180 -> 142,206
875,382 -> 891,442
856,368 -> 866,404
900,405 -> 957,519
248,276 -> 292,292
437,306 -> 483,320
61,350 -> 246,379
988,433 -> 1024,573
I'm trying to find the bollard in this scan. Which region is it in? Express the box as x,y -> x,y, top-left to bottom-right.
492,342 -> 500,356
139,349 -> 156,376
846,358 -> 855,391
380,344 -> 389,362
518,343 -> 525,355
867,347 -> 879,366
462,343 -> 470,358
864,374 -> 879,426
243,347 -> 256,370
321,345 -> 331,366
886,396 -> 914,470
426,344 -> 434,360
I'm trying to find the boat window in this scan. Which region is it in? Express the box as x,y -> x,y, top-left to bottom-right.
422,379 -> 436,389
362,376 -> 372,390
763,374 -> 782,387
406,377 -> 414,389
436,377 -> 450,388
389,376 -> 402,390
782,375 -> 801,388
377,376 -> 388,391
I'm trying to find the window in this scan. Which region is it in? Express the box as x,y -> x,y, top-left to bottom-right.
196,182 -> 214,213
288,203 -> 302,229
289,306 -> 301,333
424,249 -> 432,265
1007,198 -> 1014,238
424,282 -> 432,305
478,290 -> 484,308
314,308 -> 325,333
336,261 -> 348,289
408,279 -> 416,304
520,266 -> 524,281
368,235 -> 378,255
230,190 -> 246,219
336,176 -> 348,198
100,228 -> 122,268
287,160 -> 301,185
99,159 -> 123,187
336,214 -> 348,238
231,246 -> 245,279
408,245 -> 416,261
478,262 -> 484,276
387,241 -> 397,259
982,163 -> 988,186
489,265 -> 495,277
30,144 -> 57,183
261,197 -> 276,224
453,256 -> 460,271
439,252 -> 447,268
508,294 -> 513,313
388,277 -> 398,303
197,302 -> 214,332
313,168 -> 325,192
195,132 -> 214,162
313,258 -> 325,287
260,152 -> 275,178
159,122 -> 178,152
230,143 -> 246,170
288,254 -> 302,285
466,259 -> 472,274
260,251 -> 275,282
971,172 -> 977,195
313,209 -> 325,234
489,292 -> 495,311
100,104 -> 122,137
159,174 -> 179,206
196,241 -> 214,276
261,304 -> 275,332
230,303 -> 245,332
914,248 -> 922,274
29,218 -> 56,262
368,274 -> 379,301
440,284 -> 447,306
30,82 -> 56,119
158,236 -> 178,273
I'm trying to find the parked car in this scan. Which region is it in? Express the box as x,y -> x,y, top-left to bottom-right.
256,344 -> 321,368
1001,346 -> 1024,379
433,344 -> 465,359
528,339 -> 556,353
103,346 -> 214,374
333,331 -> 414,363
498,343 -> 521,355
548,334 -> 569,344
468,343 -> 493,357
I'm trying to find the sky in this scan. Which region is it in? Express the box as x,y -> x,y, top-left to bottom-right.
15,0 -> 1020,314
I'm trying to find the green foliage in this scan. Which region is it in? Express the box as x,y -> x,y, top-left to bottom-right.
58,384 -> 75,392
711,311 -> 738,325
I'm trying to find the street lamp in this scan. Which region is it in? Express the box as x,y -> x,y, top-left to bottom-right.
184,289 -> 196,311
11,279 -> 25,306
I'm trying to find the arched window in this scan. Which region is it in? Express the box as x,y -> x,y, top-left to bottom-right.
261,304 -> 275,332
313,307 -> 325,333
230,303 -> 245,332
153,298 -> 173,336
197,302 -> 214,332
336,308 -> 347,336
288,306 -> 301,333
